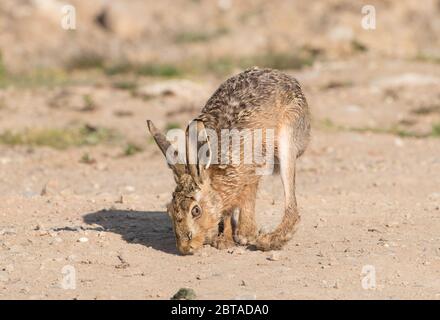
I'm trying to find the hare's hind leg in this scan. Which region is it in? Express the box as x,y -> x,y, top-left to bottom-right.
233,182 -> 259,245
256,123 -> 300,251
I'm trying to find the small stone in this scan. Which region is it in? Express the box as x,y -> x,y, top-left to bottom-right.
0,227 -> 16,236
78,237 -> 89,243
196,274 -> 206,280
124,186 -> 135,193
385,221 -> 399,228
234,247 -> 246,255
394,138 -> 404,147
171,288 -> 196,300
267,251 -> 280,261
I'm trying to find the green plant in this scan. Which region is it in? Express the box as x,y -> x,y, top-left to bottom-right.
112,80 -> 137,91
137,64 -> 182,77
67,53 -> 105,70
0,125 -> 119,149
165,122 -> 181,131
81,94 -> 98,112
123,143 -> 143,156
174,27 -> 229,44
80,152 -> 96,164
432,123 -> 440,137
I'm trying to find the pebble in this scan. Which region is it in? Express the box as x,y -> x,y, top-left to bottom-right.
0,228 -> 16,236
34,223 -> 45,231
227,247 -> 245,255
124,186 -> 136,193
394,138 -> 404,147
78,237 -> 89,243
267,251 -> 280,261
171,288 -> 196,300
196,274 -> 207,280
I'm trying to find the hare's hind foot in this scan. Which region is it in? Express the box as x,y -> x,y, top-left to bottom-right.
231,208 -> 258,246
254,213 -> 300,251
255,233 -> 289,251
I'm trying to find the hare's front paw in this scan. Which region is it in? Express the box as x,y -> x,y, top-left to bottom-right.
213,234 -> 235,250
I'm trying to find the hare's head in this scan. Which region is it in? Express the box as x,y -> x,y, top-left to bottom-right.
147,120 -> 221,255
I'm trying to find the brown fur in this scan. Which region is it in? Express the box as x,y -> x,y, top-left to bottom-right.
148,67 -> 310,254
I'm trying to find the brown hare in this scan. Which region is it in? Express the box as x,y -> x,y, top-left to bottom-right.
147,67 -> 310,255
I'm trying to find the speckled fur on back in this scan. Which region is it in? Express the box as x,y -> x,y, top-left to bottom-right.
148,67 -> 311,254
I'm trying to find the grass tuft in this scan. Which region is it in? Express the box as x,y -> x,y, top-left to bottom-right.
174,28 -> 229,44
432,123 -> 440,137
165,122 -> 181,131
123,143 -> 143,156
0,125 -> 119,149
67,53 -> 105,70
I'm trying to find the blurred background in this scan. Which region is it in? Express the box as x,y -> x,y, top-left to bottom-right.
0,0 -> 439,144
1,1 -> 440,300
1,0 -> 440,73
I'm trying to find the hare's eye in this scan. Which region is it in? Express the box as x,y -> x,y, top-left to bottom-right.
191,205 -> 202,218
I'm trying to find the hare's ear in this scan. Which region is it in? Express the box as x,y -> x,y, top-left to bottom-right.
186,120 -> 211,184
147,120 -> 186,177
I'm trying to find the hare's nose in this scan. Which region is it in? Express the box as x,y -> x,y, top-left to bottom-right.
187,232 -> 193,240
178,244 -> 194,255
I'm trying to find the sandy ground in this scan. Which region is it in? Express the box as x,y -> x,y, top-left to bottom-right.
0,58 -> 440,299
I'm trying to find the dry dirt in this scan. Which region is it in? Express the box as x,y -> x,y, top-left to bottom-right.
1,57 -> 440,300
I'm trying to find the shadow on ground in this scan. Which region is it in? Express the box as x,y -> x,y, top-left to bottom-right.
83,210 -> 178,255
